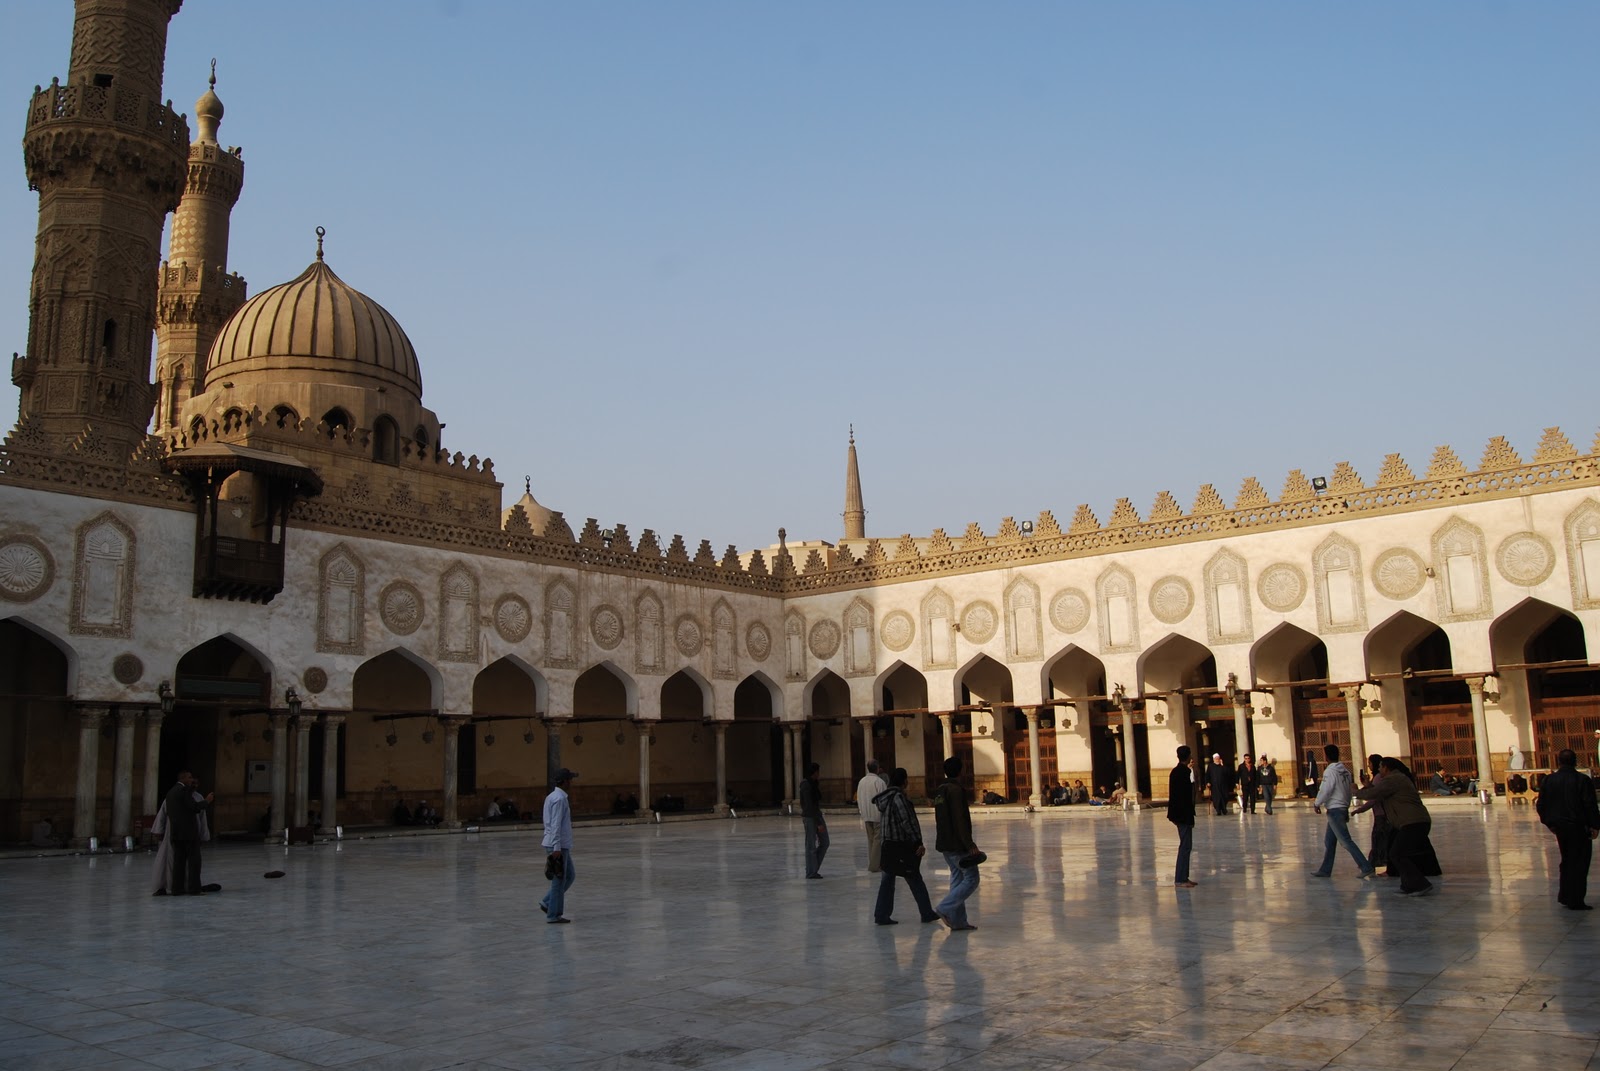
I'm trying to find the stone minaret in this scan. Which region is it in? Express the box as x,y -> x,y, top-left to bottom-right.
843,425 -> 866,541
154,61 -> 247,436
12,0 -> 190,457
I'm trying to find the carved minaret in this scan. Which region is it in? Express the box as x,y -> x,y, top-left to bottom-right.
843,425 -> 866,541
154,61 -> 247,436
12,0 -> 190,457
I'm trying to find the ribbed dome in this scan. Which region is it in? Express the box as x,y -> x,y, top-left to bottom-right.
205,255 -> 422,400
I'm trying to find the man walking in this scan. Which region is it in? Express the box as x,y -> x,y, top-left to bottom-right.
799,762 -> 828,879
1236,753 -> 1259,814
540,768 -> 578,923
1206,753 -> 1232,815
1312,743 -> 1375,880
933,756 -> 980,931
1536,748 -> 1600,910
1259,755 -> 1279,814
872,767 -> 941,925
856,759 -> 888,874
162,771 -> 214,896
1167,746 -> 1198,888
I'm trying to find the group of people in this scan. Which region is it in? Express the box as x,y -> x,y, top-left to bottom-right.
1046,780 -> 1092,805
392,800 -> 441,827
1202,752 -> 1280,815
484,796 -> 521,821
153,770 -> 218,896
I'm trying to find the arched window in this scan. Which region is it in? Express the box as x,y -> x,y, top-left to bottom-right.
413,426 -> 430,451
189,416 -> 206,443
321,408 -> 352,439
373,416 -> 399,464
222,407 -> 244,433
271,405 -> 299,429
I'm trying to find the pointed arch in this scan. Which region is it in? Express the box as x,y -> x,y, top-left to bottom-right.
1251,622 -> 1327,685
573,660 -> 639,719
353,646 -> 443,711
875,659 -> 929,713
734,670 -> 782,721
1042,644 -> 1106,702
1004,575 -> 1042,660
662,667 -> 712,721
1204,547 -> 1253,645
1432,516 -> 1491,622
1489,598 -> 1583,670
473,656 -> 546,717
1365,610 -> 1447,678
1138,633 -> 1217,694
0,614 -> 79,694
1312,532 -> 1366,634
1096,563 -> 1139,653
803,668 -> 851,721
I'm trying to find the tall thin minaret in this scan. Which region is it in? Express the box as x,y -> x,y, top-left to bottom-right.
12,0 -> 190,456
154,60 -> 247,436
843,425 -> 866,541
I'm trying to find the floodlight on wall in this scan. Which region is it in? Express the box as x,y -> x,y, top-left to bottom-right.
1311,476 -> 1329,494
601,529 -> 615,549
1020,520 -> 1035,537
285,687 -> 301,717
158,680 -> 175,715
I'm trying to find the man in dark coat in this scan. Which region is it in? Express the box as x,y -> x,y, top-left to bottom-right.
163,771 -> 214,896
1206,753 -> 1233,815
1536,748 -> 1600,910
1167,746 -> 1198,888
1236,754 -> 1259,814
798,762 -> 828,879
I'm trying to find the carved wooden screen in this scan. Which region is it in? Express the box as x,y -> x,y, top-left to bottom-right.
1406,702 -> 1475,780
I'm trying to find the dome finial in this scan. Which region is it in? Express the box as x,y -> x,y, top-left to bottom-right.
209,57 -> 217,90
524,475 -> 531,495
315,226 -> 326,262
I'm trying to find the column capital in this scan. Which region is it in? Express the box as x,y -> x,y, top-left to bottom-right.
79,704 -> 110,727
1024,709 -> 1040,725
320,713 -> 346,729
269,711 -> 290,728
1339,684 -> 1362,701
115,707 -> 140,728
712,721 -> 727,735
293,714 -> 316,733
438,714 -> 471,730
1464,675 -> 1487,694
144,709 -> 166,730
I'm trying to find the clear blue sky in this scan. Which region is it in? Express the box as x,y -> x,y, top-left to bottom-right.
2,2 -> 1595,555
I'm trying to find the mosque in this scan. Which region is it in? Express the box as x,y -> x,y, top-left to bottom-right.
3,0 -> 1598,847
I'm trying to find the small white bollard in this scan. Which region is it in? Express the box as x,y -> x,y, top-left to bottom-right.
124,835 -> 134,852
88,836 -> 98,853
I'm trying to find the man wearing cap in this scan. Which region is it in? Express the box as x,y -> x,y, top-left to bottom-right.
1206,753 -> 1232,815
540,768 -> 578,923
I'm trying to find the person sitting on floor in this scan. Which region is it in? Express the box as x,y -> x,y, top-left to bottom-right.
981,789 -> 1007,805
1071,780 -> 1090,804
1430,769 -> 1456,796
501,798 -> 520,820
1050,780 -> 1071,805
416,802 -> 441,827
486,797 -> 504,821
392,800 -> 415,826
1109,781 -> 1127,806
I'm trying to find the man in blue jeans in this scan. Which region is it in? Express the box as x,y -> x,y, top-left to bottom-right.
540,768 -> 578,922
933,756 -> 980,931
1312,744 -> 1375,880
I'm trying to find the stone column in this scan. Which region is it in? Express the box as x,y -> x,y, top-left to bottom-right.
544,718 -> 565,787
111,708 -> 139,840
268,713 -> 289,835
441,715 -> 469,828
1025,710 -> 1042,807
292,715 -> 313,827
1340,686 -> 1366,771
320,715 -> 344,831
140,711 -> 164,817
72,705 -> 108,847
1466,676 -> 1493,799
1119,700 -> 1138,806
714,722 -> 729,816
860,719 -> 874,772
1167,691 -> 1189,754
789,724 -> 804,803
781,722 -> 795,805
637,722 -> 653,817
939,713 -> 954,758
1232,697 -> 1251,764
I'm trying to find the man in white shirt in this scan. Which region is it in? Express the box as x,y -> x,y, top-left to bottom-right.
856,760 -> 889,874
540,768 -> 578,923
1312,744 -> 1375,880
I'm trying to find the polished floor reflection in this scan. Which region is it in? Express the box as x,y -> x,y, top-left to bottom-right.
2,802 -> 1596,1070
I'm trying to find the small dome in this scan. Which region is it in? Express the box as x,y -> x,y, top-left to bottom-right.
205,252 -> 423,401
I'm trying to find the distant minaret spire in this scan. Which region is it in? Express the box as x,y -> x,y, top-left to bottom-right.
843,425 -> 866,541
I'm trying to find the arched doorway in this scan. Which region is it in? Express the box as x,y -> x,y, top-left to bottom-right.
953,654 -> 1013,801
1368,612 -> 1472,780
732,673 -> 782,806
658,669 -> 714,810
173,635 -> 273,832
1138,635 -> 1217,798
353,648 -> 439,825
1043,646 -> 1106,799
471,658 -> 543,817
804,669 -> 851,802
1253,622 -> 1333,795
0,618 -> 75,843
570,661 -> 638,815
876,661 -> 929,793
1492,601 -> 1598,768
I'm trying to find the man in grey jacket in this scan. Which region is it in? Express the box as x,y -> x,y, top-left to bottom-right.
1312,743 -> 1375,880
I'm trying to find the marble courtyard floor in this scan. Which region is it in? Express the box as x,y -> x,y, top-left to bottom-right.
2,803 -> 1597,1071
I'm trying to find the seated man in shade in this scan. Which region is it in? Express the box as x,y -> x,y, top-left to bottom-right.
392,800 -> 415,826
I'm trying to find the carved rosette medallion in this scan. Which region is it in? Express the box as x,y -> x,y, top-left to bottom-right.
675,615 -> 704,656
880,610 -> 915,652
1257,564 -> 1307,613
960,601 -> 998,644
302,666 -> 329,694
1049,588 -> 1090,633
379,580 -> 424,636
809,619 -> 842,659
746,622 -> 771,661
591,605 -> 625,650
112,653 -> 143,685
1149,577 -> 1194,624
1496,532 -> 1555,586
1372,548 -> 1427,600
0,536 -> 53,602
493,594 -> 532,643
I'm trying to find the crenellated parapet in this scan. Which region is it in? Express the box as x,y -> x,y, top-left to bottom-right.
803,427 -> 1600,595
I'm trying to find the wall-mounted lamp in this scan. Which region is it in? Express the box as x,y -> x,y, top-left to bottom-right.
524,720 -> 535,745
483,733 -> 495,746
285,687 -> 301,717
158,680 -> 175,715
385,731 -> 398,746
422,728 -> 435,744
1224,672 -> 1239,705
